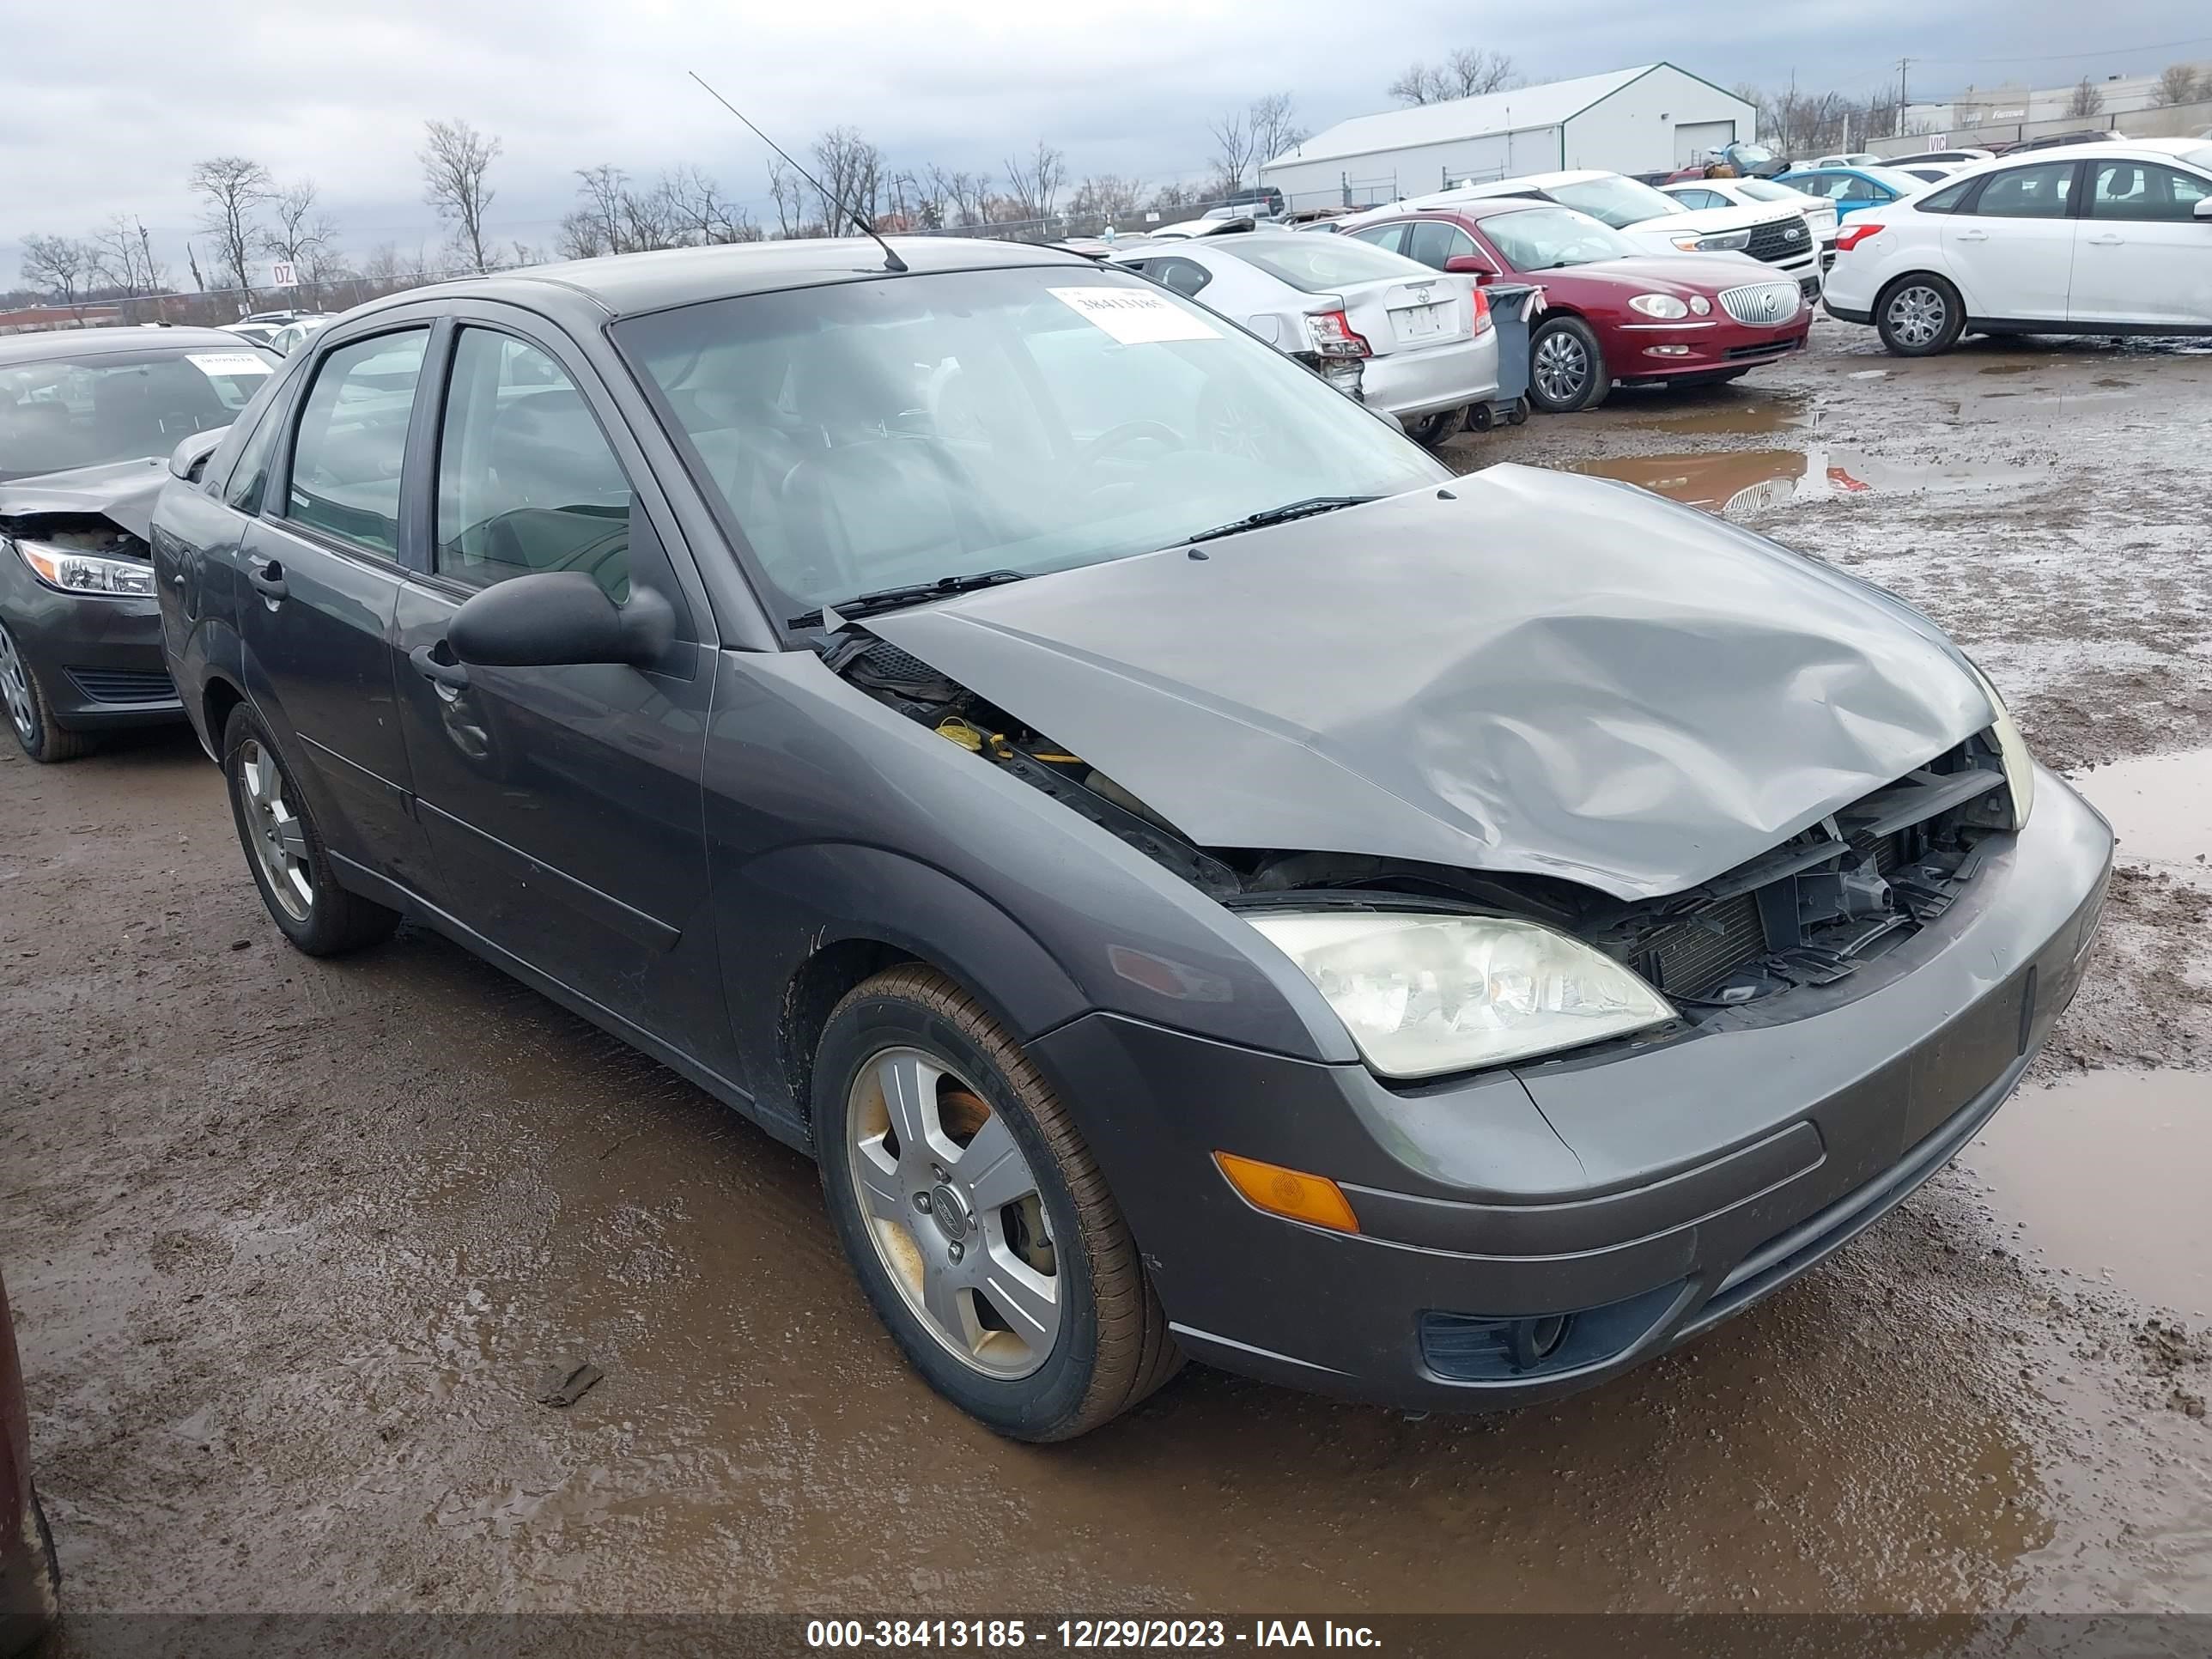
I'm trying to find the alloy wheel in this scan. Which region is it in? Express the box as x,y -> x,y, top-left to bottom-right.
237,738 -> 313,922
1886,285 -> 1947,349
1533,331 -> 1589,404
0,623 -> 33,744
846,1047 -> 1061,1379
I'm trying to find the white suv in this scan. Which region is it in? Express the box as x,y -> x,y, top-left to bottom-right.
1821,138 -> 2212,355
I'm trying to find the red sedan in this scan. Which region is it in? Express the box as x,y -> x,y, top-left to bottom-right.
1346,198 -> 1812,413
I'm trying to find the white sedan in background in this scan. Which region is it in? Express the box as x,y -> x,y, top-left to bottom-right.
1662,176 -> 1841,269
1821,137 -> 2212,354
1106,229 -> 1501,443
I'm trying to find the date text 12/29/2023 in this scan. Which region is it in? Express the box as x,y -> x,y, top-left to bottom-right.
805,1620 -> 1383,1650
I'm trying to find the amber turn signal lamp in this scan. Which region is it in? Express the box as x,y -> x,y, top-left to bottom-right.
1212,1152 -> 1361,1235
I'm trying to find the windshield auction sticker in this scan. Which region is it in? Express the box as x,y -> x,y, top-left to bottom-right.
1048,287 -> 1222,344
185,352 -> 275,380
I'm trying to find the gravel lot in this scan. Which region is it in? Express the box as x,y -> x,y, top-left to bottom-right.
3,321 -> 2209,1617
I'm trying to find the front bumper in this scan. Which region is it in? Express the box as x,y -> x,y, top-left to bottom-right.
1031,764 -> 2112,1412
1359,329 -> 1503,424
0,582 -> 181,730
1613,315 -> 1811,384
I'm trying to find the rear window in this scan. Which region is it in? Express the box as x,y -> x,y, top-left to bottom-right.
1226,235 -> 1435,293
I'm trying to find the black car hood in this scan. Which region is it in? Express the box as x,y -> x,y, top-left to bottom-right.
868,465 -> 1994,902
0,457 -> 169,542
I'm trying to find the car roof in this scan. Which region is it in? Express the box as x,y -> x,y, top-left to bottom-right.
1362,197 -> 1553,223
0,325 -> 260,366
360,236 -> 1091,325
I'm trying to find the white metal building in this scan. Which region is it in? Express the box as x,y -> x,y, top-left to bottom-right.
1260,64 -> 1758,208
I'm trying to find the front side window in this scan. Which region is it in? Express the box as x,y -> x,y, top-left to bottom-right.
1403,220 -> 1474,270
434,329 -> 633,599
1915,178 -> 1978,214
2089,161 -> 2212,222
1144,258 -> 1212,299
0,347 -> 273,482
283,330 -> 428,556
1974,163 -> 2077,219
617,266 -> 1443,617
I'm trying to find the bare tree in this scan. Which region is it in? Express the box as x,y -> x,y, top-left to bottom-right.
262,181 -> 337,300
89,215 -> 165,301
1069,173 -> 1146,225
19,234 -> 96,316
1002,140 -> 1067,221
1248,93 -> 1309,167
1390,49 -> 1517,105
1206,111 -> 1255,193
2156,64 -> 2202,106
812,126 -> 886,231
768,160 -> 811,238
189,155 -> 273,295
666,164 -> 752,243
420,118 -> 502,273
927,166 -> 994,228
2066,77 -> 2106,120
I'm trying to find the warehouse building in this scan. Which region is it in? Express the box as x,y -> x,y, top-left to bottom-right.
1260,64 -> 1759,209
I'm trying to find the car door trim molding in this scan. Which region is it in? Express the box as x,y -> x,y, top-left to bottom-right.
412,797 -> 683,951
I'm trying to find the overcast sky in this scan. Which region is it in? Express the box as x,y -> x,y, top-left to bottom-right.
6,0 -> 2209,281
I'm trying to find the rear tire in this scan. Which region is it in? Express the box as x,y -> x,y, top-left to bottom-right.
1875,274 -> 1966,356
1528,317 -> 1609,413
1408,408 -> 1463,447
814,964 -> 1181,1441
0,620 -> 94,763
221,703 -> 398,956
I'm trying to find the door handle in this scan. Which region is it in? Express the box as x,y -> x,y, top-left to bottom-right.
1956,229 -> 1990,241
247,560 -> 288,599
410,642 -> 471,692
2086,233 -> 2124,246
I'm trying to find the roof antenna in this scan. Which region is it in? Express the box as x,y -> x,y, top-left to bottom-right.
688,70 -> 908,273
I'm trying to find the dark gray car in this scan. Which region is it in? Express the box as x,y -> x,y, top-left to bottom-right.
0,327 -> 277,760
152,239 -> 2112,1440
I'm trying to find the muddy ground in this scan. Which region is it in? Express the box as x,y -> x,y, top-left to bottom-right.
3,324 -> 2209,1618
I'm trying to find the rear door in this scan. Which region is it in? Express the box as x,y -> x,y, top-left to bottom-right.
2070,158 -> 2212,325
389,315 -> 721,1052
1944,161 -> 2081,321
239,324 -> 434,890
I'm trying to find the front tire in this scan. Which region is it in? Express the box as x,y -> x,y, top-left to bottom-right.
1528,317 -> 1609,413
814,965 -> 1181,1441
0,619 -> 93,763
221,704 -> 398,956
1875,275 -> 1966,356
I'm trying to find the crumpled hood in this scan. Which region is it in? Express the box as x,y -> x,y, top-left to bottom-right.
869,465 -> 1993,902
0,457 -> 170,542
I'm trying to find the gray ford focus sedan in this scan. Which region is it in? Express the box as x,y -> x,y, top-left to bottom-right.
152,238 -> 2112,1441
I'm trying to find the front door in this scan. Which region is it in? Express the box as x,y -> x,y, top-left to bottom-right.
389,320 -> 723,1058
2069,159 -> 2212,326
1944,161 -> 2081,320
237,325 -> 434,889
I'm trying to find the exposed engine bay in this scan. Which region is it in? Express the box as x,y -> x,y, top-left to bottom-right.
0,512 -> 148,562
833,631 -> 2020,1024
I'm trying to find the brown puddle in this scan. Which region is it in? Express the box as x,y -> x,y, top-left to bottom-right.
1609,390 -> 1811,437
2075,748 -> 2212,887
1559,445 -> 2029,517
1965,1071 -> 2212,1315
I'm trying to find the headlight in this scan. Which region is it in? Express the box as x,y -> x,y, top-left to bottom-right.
1688,295 -> 1711,315
1246,911 -> 1674,1079
10,538 -> 157,599
1628,294 -> 1689,319
1670,229 -> 1751,252
1965,659 -> 2034,830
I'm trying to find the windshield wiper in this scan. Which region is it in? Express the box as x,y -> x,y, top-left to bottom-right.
788,569 -> 1027,630
1182,495 -> 1379,548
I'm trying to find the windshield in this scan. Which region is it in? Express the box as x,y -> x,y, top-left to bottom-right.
1546,175 -> 1685,226
0,345 -> 273,482
1228,235 -> 1437,292
1479,207 -> 1640,271
1730,143 -> 1778,166
618,265 -> 1443,616
1735,179 -> 1804,204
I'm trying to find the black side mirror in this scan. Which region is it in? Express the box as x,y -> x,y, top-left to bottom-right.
447,570 -> 673,670
169,426 -> 227,483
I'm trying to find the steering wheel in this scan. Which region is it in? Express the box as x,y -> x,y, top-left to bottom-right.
1079,420 -> 1185,466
